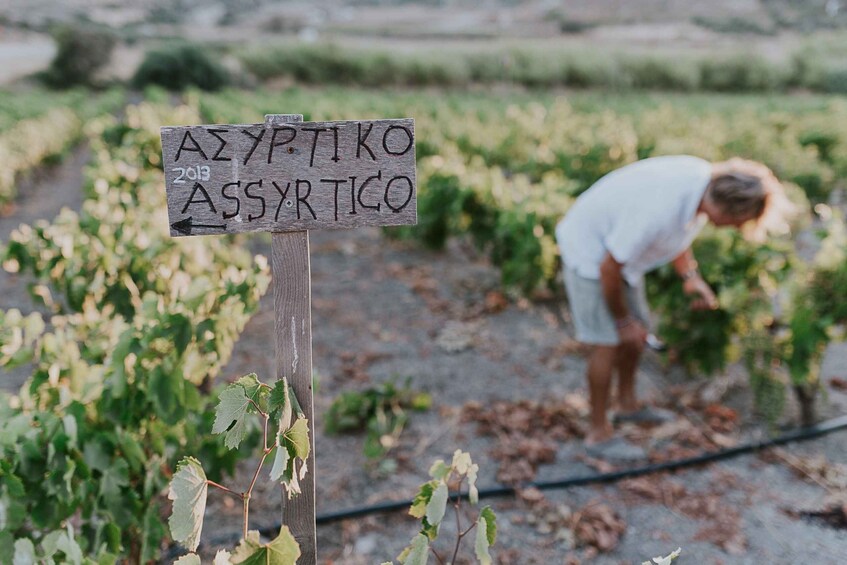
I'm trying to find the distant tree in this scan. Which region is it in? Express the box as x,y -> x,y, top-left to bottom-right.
132,43 -> 231,91
42,23 -> 116,88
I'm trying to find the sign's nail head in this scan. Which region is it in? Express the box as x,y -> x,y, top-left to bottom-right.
285,200 -> 294,208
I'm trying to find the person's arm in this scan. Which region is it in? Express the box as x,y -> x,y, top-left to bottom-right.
672,247 -> 698,279
671,247 -> 718,310
599,252 -> 646,346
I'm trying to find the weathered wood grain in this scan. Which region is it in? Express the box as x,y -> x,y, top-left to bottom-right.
268,114 -> 317,562
274,229 -> 316,562
160,118 -> 416,237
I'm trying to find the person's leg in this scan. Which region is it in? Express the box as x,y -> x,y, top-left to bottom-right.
586,345 -> 617,443
615,341 -> 643,413
615,278 -> 649,414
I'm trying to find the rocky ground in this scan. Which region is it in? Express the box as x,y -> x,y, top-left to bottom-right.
2,147 -> 847,564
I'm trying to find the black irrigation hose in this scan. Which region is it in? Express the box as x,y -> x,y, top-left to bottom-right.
256,413 -> 847,536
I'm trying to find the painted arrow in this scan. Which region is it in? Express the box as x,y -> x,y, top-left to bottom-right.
170,217 -> 227,236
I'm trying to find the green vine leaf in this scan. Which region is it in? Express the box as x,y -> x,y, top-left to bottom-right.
174,554 -> 201,565
277,417 -> 310,497
428,459 -> 449,481
168,457 -> 208,552
451,450 -> 472,474
212,384 -> 253,450
13,538 -> 35,564
268,445 -> 290,483
214,549 -> 232,564
53,527 -> 84,564
479,506 -> 497,546
425,482 -> 448,528
269,378 -> 292,430
282,418 -> 310,460
474,507 -> 497,565
230,528 -> 300,565
397,533 -> 429,565
467,464 -> 479,505
474,521 -> 491,565
235,373 -> 265,406
100,459 -> 130,501
642,547 -> 682,565
409,481 -> 436,519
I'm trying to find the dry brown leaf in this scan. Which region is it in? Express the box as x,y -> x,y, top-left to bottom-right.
829,377 -> 847,391
575,454 -> 616,474
484,290 -> 508,313
571,502 -> 626,553
693,509 -> 747,555
463,399 -> 586,482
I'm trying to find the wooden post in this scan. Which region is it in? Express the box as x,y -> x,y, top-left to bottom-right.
266,114 -> 317,562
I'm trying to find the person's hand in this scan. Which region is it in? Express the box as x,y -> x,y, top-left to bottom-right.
616,317 -> 647,349
683,275 -> 718,311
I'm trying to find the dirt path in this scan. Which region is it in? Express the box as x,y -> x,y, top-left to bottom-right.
0,143 -> 89,392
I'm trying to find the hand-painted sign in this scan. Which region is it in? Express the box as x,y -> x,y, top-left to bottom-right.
161,119 -> 416,237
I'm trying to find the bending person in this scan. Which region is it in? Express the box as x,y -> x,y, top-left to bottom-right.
555,155 -> 791,461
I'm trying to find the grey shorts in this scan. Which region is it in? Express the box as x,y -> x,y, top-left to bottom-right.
563,267 -> 651,346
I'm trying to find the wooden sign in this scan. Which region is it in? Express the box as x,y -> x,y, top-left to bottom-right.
160,119 -> 416,236
162,113 -> 417,564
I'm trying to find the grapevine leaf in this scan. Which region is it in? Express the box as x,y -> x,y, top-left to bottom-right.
284,463 -> 302,497
55,527 -> 83,565
282,418 -> 310,460
41,531 -> 62,558
288,384 -> 305,419
425,482 -> 448,527
230,528 -> 300,565
480,506 -> 497,546
3,473 -> 25,498
167,457 -> 208,552
13,538 -> 35,565
100,459 -> 130,501
645,547 -> 682,565
276,417 -> 310,495
62,415 -> 78,448
235,373 -> 262,401
428,459 -> 449,481
474,515 -> 492,565
409,481 -> 436,519
0,532 -> 12,565
213,385 -> 253,450
398,533 -> 429,565
97,554 -> 120,565
452,450 -> 472,475
83,441 -> 110,472
269,445 -> 290,482
214,549 -> 232,564
174,554 -> 201,565
269,378 -> 292,430
142,502 -> 167,563
467,463 -> 479,505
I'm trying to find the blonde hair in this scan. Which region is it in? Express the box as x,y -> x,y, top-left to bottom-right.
708,158 -> 797,241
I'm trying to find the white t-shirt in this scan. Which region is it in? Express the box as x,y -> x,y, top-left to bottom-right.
556,155 -> 712,285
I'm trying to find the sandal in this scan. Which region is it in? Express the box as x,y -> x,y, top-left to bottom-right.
613,406 -> 677,425
584,436 -> 647,463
